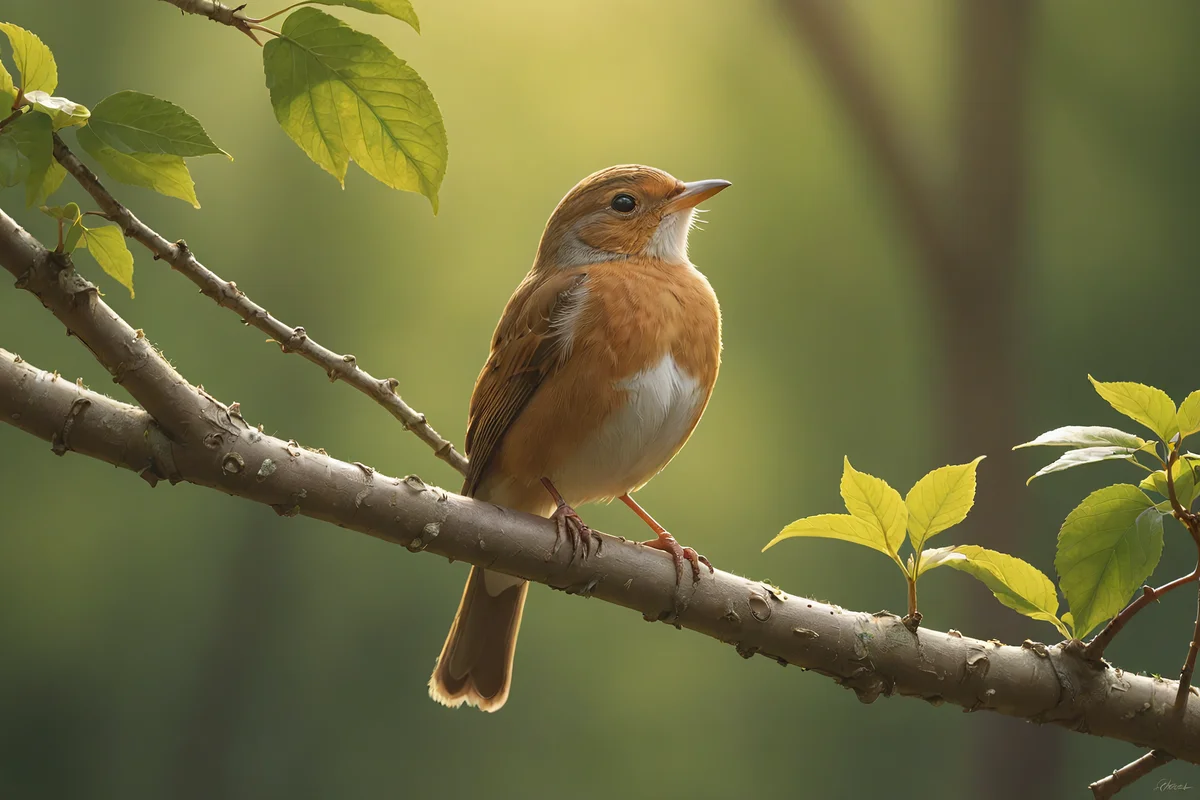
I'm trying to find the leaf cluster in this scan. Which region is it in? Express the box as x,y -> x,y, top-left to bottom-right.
1,2 -> 447,295
764,378 -> 1200,644
1016,378 -> 1200,638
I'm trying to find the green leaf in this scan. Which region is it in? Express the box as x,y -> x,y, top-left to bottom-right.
1025,446 -> 1143,484
300,0 -> 420,31
263,8 -> 447,210
23,89 -> 88,129
905,456 -> 985,552
1178,391 -> 1200,439
941,545 -> 1070,638
1138,457 -> 1200,508
1055,484 -> 1164,639
79,225 -> 135,297
88,91 -> 227,158
0,22 -> 57,94
1089,376 -> 1178,442
77,125 -> 198,208
41,203 -> 83,252
1014,425 -> 1146,450
40,201 -> 80,221
5,111 -> 64,205
840,457 -> 907,557
764,514 -> 901,566
63,218 -> 83,253
0,133 -> 23,187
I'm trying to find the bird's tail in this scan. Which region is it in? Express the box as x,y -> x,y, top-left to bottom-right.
428,565 -> 528,712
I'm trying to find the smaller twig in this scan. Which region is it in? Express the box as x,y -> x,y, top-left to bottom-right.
246,22 -> 281,38
902,574 -> 921,632
1089,749 -> 1175,799
51,133 -> 469,478
247,1 -> 307,23
0,107 -> 25,133
1179,592 -> 1200,709
1085,570 -> 1199,661
157,0 -> 262,45
1163,441 -> 1200,706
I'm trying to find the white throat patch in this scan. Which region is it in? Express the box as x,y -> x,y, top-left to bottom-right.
643,209 -> 696,265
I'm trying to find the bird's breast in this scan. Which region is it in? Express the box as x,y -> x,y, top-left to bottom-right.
550,351 -> 706,503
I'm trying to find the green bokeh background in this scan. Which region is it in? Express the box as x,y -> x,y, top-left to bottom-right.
2,1 -> 1199,797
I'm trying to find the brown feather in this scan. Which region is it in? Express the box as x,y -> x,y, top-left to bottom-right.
428,567 -> 528,711
462,269 -> 590,497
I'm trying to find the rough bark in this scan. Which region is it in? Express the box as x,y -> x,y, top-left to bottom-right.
3,344 -> 1199,760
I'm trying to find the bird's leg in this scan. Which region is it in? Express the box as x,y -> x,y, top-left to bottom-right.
541,478 -> 595,561
620,493 -> 713,585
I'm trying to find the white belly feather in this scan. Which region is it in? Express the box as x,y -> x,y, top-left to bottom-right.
553,353 -> 704,504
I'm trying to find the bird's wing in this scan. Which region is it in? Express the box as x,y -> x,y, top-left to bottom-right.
462,268 -> 591,497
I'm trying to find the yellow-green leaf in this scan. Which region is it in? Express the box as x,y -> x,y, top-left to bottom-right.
79,225 -> 134,297
0,22 -> 57,94
1089,376 -> 1178,442
302,0 -> 420,31
1138,457 -> 1199,508
764,513 -> 901,567
0,57 -> 14,104
941,545 -> 1069,638
840,457 -> 907,557
914,545 -> 966,577
1055,484 -> 1164,639
1025,446 -> 1142,484
23,89 -> 88,129
1014,425 -> 1146,450
88,91 -> 227,158
77,125 -> 198,208
905,456 -> 985,551
263,8 -> 447,210
1178,391 -> 1200,439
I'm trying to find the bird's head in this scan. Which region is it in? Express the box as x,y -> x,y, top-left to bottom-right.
534,165 -> 730,271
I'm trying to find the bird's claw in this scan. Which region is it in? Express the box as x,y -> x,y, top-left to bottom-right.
550,503 -> 596,562
639,532 -> 713,585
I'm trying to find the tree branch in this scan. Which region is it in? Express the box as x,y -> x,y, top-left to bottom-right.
1088,749 -> 1175,799
2,344 -> 1199,761
1085,571 -> 1200,661
155,0 -> 262,43
50,134 -> 468,476
0,203 -> 219,444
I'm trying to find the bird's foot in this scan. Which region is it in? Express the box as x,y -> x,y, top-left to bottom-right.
549,501 -> 597,562
541,478 -> 601,562
639,531 -> 713,585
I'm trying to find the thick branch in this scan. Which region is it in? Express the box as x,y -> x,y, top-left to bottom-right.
50,135 -> 467,476
3,347 -> 1199,761
0,204 -> 218,443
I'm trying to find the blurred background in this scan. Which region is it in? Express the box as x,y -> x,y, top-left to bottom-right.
2,1 -> 1199,797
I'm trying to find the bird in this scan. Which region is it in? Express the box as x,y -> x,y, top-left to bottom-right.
429,164 -> 729,712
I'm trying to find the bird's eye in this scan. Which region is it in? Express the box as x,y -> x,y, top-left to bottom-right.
610,193 -> 637,213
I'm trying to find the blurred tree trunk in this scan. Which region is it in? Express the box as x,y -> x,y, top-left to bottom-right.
948,3 -> 1055,795
778,1 -> 1054,796
167,525 -> 287,800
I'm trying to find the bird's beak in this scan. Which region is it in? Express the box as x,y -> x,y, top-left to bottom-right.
665,179 -> 732,213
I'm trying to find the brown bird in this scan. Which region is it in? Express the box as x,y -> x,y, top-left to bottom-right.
429,165 -> 729,711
